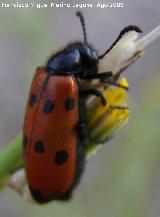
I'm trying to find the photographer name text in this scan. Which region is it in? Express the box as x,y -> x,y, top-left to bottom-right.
1,2 -> 124,9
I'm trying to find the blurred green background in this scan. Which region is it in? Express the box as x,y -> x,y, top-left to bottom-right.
0,0 -> 160,217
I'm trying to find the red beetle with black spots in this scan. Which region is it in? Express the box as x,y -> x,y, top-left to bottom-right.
23,11 -> 142,203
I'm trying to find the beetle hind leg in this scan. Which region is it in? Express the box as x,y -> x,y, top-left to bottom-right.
57,144 -> 86,201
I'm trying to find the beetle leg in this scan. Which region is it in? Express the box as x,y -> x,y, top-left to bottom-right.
109,105 -> 129,110
81,71 -> 113,80
77,120 -> 89,140
104,80 -> 129,90
57,191 -> 72,201
80,89 -> 107,105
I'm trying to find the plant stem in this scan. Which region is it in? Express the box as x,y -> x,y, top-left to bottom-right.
0,133 -> 23,188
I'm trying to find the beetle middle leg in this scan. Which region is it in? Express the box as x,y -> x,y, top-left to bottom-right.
78,88 -> 107,141
80,88 -> 107,105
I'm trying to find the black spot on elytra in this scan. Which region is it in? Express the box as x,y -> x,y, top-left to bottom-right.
55,150 -> 68,165
43,100 -> 55,113
65,98 -> 75,111
23,135 -> 27,149
29,94 -> 37,107
34,141 -> 45,153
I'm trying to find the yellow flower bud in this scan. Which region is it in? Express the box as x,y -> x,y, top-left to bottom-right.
85,78 -> 129,156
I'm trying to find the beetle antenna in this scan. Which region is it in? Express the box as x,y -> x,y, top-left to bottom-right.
99,25 -> 143,59
76,11 -> 87,43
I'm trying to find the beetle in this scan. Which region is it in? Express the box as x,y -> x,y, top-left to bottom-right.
23,11 -> 142,203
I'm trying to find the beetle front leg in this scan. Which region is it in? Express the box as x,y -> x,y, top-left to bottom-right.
80,71 -> 129,90
81,71 -> 113,80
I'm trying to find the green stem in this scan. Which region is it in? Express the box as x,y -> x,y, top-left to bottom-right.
0,133 -> 23,188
